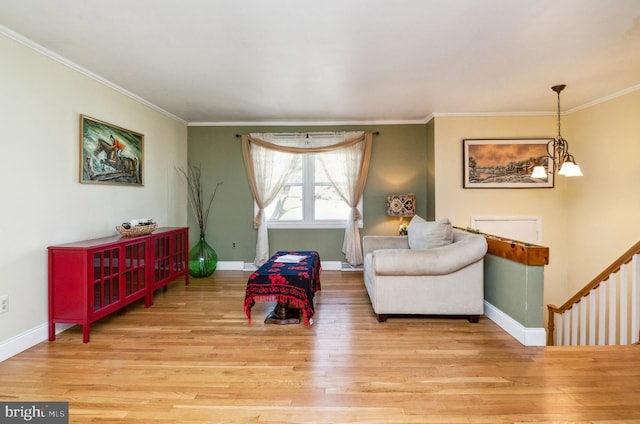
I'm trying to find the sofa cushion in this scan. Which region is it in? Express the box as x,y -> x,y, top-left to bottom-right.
407,215 -> 453,249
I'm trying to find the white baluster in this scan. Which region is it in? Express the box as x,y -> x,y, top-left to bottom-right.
609,273 -> 617,345
599,280 -> 607,346
620,264 -> 628,345
571,306 -> 579,346
589,289 -> 597,345
632,254 -> 639,344
579,298 -> 587,346
556,313 -> 563,346
563,309 -> 571,346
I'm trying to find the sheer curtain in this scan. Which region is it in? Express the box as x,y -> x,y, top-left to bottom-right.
317,133 -> 372,265
241,132 -> 372,266
241,134 -> 301,265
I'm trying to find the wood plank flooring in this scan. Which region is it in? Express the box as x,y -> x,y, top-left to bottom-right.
1,270 -> 640,423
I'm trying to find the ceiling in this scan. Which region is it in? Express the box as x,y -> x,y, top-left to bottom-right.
2,0 -> 640,125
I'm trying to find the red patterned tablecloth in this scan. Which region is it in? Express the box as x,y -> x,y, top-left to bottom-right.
244,251 -> 321,327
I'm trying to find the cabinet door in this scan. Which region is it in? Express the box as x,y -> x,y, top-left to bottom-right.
151,229 -> 188,284
152,234 -> 172,284
171,230 -> 188,276
123,239 -> 147,300
91,247 -> 121,313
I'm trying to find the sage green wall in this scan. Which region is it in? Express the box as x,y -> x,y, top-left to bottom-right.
425,118 -> 435,220
187,124 -> 427,262
484,255 -> 544,328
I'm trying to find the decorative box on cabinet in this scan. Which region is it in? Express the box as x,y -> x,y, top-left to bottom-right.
48,227 -> 189,343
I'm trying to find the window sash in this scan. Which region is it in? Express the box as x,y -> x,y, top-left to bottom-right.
264,154 -> 362,229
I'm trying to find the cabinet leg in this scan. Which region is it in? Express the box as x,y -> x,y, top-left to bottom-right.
82,325 -> 90,343
49,322 -> 55,341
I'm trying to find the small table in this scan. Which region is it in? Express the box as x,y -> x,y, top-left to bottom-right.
244,251 -> 321,327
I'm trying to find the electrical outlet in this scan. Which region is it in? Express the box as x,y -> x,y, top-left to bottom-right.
0,295 -> 8,314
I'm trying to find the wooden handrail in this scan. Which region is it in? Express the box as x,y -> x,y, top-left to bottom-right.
546,240 -> 640,345
547,240 -> 640,313
454,226 -> 549,266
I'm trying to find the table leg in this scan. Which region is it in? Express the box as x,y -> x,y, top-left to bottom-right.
264,302 -> 301,325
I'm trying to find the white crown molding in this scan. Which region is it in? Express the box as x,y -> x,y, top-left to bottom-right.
567,83 -> 640,114
188,119 -> 427,127
1,25 -> 187,126
429,84 -> 640,118
5,23 -> 638,126
432,111 -> 554,117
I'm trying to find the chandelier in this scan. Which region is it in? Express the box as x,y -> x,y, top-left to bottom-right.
531,84 -> 583,178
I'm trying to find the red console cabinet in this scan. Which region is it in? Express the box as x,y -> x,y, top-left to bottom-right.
48,227 -> 189,342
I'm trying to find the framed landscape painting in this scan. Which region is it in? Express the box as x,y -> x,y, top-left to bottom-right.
80,115 -> 144,185
463,138 -> 553,188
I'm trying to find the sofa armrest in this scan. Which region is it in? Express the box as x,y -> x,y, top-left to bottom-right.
363,235 -> 409,255
372,234 -> 488,276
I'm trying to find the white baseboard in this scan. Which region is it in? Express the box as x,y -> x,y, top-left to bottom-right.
484,301 -> 546,346
216,261 -> 246,270
321,261 -> 342,270
217,260 -> 345,271
0,322 -> 74,362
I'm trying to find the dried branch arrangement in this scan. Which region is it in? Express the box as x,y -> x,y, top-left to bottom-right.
178,165 -> 222,235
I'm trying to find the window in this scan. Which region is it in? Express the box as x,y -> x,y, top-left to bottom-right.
263,144 -> 362,229
243,131 -> 371,265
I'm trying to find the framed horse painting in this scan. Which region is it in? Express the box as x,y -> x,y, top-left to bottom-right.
79,115 -> 144,186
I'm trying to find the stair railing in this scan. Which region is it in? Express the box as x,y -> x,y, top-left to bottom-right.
547,240 -> 640,346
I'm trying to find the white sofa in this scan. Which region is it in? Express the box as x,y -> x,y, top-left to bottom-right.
362,216 -> 488,322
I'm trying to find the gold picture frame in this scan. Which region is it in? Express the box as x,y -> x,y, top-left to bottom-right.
80,115 -> 144,186
463,138 -> 554,188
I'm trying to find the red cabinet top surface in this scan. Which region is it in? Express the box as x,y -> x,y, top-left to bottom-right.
48,227 -> 187,250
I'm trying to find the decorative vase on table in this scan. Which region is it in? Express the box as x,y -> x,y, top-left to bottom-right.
188,234 -> 218,278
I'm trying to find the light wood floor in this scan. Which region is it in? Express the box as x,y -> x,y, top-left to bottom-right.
2,270 -> 640,423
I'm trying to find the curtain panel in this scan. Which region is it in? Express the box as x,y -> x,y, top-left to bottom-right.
241,132 -> 372,266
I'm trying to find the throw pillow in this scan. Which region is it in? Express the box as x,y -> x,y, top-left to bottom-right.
407,215 -> 454,249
